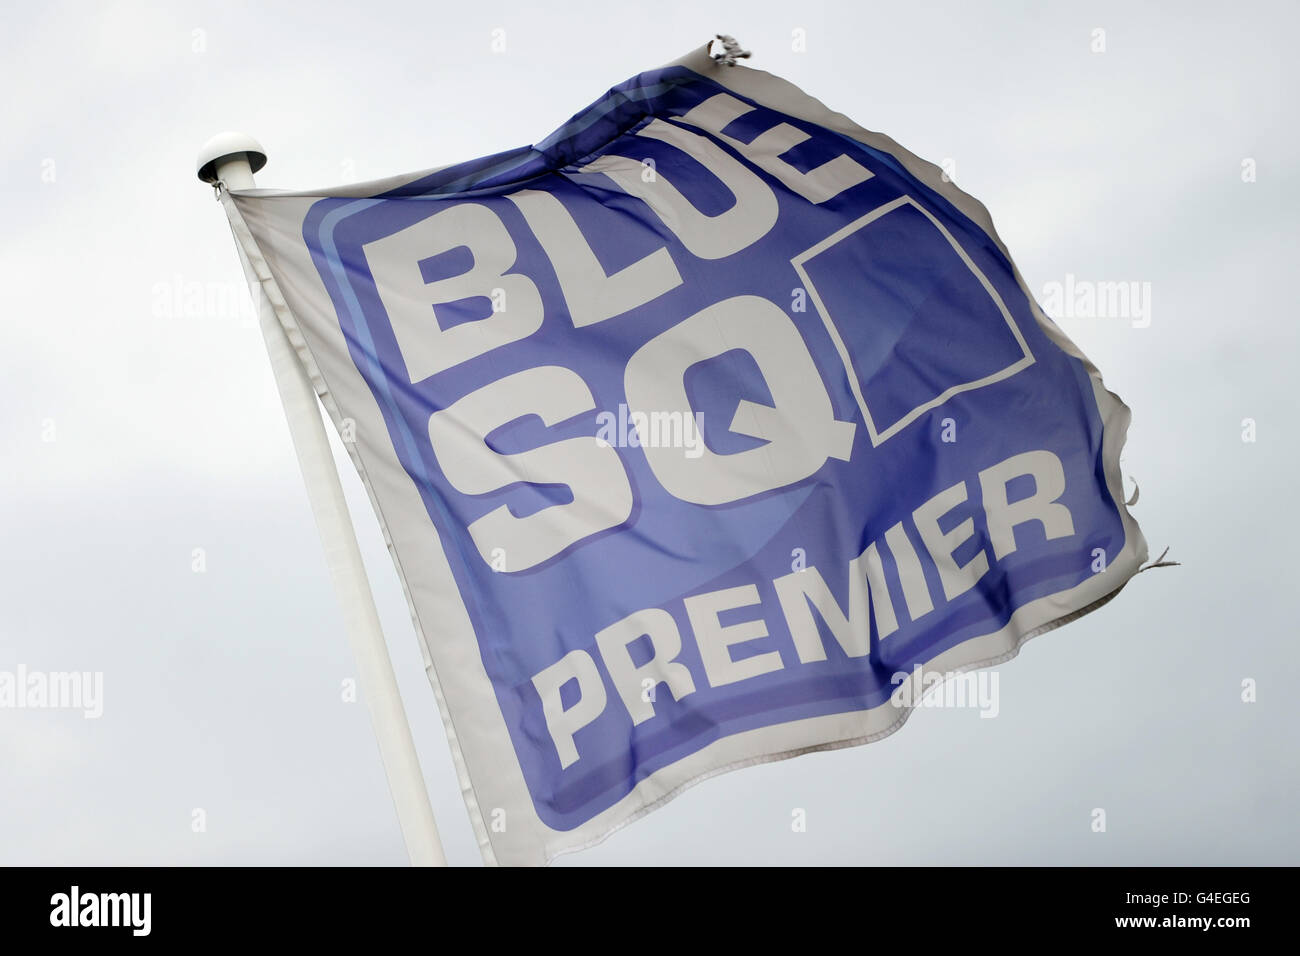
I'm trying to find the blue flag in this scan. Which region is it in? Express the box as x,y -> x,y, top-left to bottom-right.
224,43 -> 1147,865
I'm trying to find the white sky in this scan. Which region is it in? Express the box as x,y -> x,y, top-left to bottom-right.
1,0 -> 1296,865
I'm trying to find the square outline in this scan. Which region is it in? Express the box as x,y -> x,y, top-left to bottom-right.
792,195 -> 1035,446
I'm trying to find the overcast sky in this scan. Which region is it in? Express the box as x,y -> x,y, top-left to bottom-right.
1,0 -> 1296,865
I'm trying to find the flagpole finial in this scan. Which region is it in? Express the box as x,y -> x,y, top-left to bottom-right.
710,34 -> 751,67
196,131 -> 267,186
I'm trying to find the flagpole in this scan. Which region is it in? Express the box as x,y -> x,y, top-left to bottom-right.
196,133 -> 447,867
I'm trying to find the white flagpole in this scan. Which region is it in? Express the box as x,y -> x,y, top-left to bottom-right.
196,133 -> 447,867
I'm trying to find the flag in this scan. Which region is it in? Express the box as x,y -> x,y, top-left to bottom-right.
222,43 -> 1147,865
